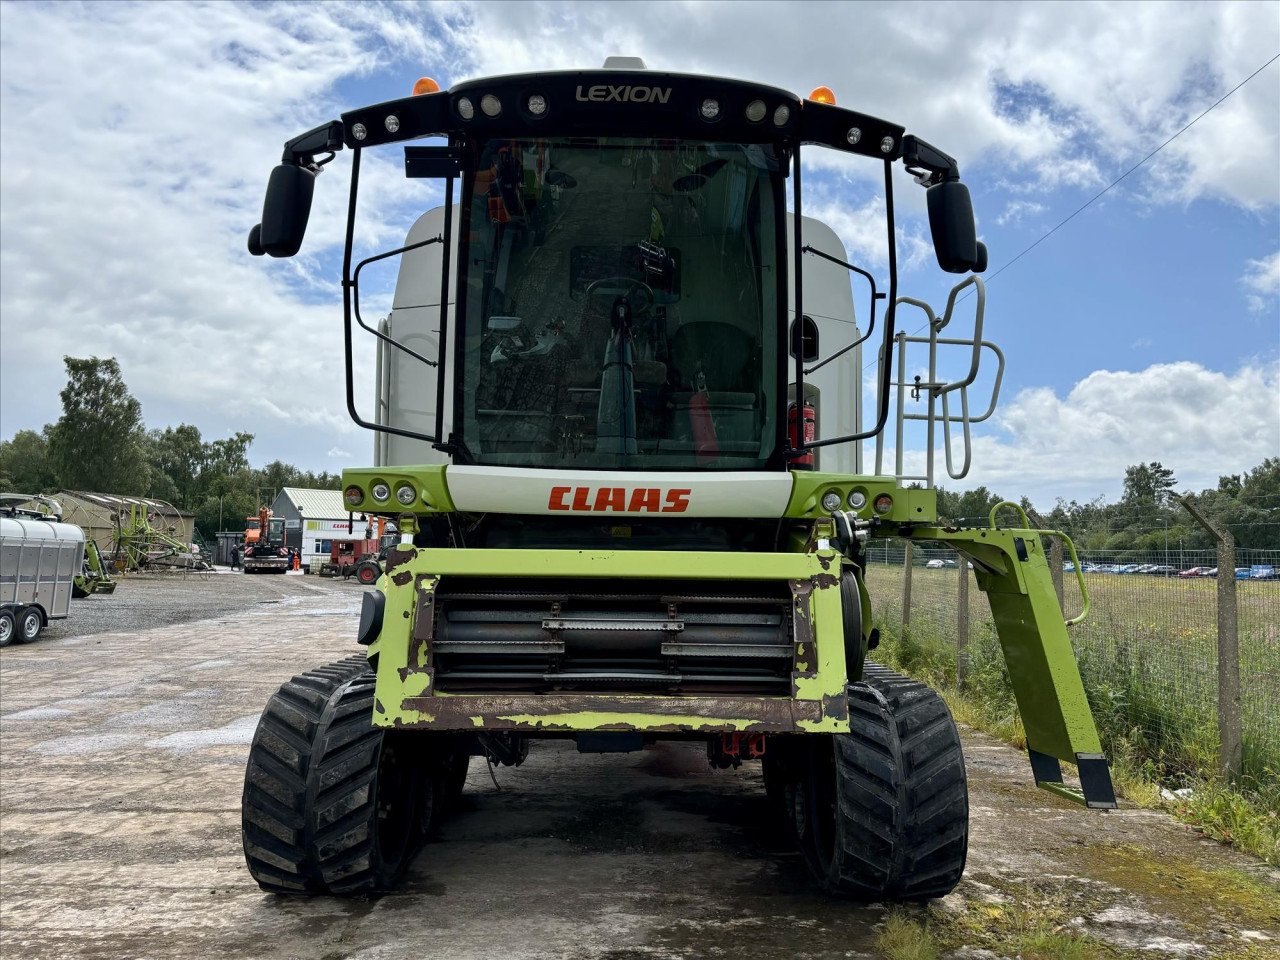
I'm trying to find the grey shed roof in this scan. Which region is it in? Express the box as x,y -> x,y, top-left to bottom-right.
277,487 -> 349,521
61,490 -> 193,517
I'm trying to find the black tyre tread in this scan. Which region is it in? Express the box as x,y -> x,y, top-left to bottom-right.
241,655 -> 390,895
829,663 -> 968,900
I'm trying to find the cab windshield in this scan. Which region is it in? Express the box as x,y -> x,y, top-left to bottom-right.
459,137 -> 782,469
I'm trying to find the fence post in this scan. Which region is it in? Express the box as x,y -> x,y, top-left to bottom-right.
956,557 -> 969,686
1177,495 -> 1241,781
902,541 -> 914,637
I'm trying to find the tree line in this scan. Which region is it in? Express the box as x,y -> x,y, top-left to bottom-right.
3,357 -> 1276,552
933,459 -> 1280,553
0,357 -> 341,541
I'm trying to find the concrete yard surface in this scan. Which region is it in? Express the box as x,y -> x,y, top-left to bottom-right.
1,577 -> 1277,960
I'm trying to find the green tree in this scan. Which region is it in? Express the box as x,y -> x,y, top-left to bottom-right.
1122,461 -> 1177,506
146,424 -> 206,506
46,357 -> 149,493
0,428 -> 57,492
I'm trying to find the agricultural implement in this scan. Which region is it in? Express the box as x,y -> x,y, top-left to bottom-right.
242,59 -> 1114,898
111,499 -> 208,572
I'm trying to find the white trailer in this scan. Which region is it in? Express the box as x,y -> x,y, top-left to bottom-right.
0,516 -> 85,645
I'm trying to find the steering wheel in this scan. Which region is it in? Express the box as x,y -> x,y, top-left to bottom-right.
586,277 -> 654,319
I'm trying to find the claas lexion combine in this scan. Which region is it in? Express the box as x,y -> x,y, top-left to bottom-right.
242,59 -> 1114,898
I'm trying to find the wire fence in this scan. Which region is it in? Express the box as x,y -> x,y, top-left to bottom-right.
864,541 -> 1280,792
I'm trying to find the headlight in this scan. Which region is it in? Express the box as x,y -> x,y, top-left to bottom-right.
821,491 -> 843,513
745,100 -> 766,122
873,494 -> 894,515
457,97 -> 475,120
480,94 -> 502,117
848,491 -> 867,510
344,485 -> 363,507
371,481 -> 391,502
395,483 -> 416,506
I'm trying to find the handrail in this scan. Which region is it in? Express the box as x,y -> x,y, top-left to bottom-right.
880,275 -> 1000,483
988,501 -> 1092,626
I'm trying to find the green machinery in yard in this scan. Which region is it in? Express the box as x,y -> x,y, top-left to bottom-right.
72,538 -> 116,597
241,60 -> 1114,898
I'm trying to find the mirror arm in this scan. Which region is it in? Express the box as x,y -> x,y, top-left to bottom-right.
900,134 -> 959,186
282,120 -> 345,166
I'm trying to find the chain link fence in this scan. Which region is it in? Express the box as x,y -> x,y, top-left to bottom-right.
864,538 -> 1280,792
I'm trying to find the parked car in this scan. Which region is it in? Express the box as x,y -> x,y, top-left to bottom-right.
1178,566 -> 1210,578
924,558 -> 959,569
1249,565 -> 1278,581
1234,567 -> 1252,580
1204,567 -> 1218,577
1146,565 -> 1177,577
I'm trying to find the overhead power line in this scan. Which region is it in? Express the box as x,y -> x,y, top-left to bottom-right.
981,50 -> 1280,287
863,50 -> 1280,371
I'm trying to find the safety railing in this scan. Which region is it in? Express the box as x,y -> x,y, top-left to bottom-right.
873,276 -> 1004,486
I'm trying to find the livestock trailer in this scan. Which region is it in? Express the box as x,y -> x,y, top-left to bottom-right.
0,515 -> 85,645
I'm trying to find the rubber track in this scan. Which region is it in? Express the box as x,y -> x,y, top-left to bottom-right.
834,663 -> 968,899
241,655 -> 388,894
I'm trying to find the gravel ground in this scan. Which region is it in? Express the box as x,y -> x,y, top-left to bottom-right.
2,578 -> 1277,959
38,570 -> 367,642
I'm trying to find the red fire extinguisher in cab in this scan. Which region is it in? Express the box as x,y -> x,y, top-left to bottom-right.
788,401 -> 816,469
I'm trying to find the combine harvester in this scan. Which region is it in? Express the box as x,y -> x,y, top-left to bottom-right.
242,60 -> 1113,897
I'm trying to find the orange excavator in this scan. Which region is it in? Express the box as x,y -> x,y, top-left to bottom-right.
242,507 -> 289,574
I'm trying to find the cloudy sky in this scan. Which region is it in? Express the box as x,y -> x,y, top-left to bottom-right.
1,0 -> 1277,507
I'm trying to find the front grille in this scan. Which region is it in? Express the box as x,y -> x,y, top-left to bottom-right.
429,577 -> 795,694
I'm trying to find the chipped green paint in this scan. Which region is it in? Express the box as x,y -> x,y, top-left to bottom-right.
370,546 -> 852,734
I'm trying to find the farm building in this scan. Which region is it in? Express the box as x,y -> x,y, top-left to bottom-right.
269,487 -> 375,568
55,490 -> 195,554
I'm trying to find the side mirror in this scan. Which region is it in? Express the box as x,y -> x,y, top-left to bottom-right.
926,180 -> 984,274
248,162 -> 316,258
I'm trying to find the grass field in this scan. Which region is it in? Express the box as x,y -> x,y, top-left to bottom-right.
863,560 -> 1280,861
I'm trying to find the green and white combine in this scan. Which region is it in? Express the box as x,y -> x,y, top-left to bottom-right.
242,59 -> 1115,898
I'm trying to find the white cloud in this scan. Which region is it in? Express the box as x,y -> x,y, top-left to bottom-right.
802,194 -> 932,273
327,447 -> 352,459
1,0 -> 1277,476
1241,251 -> 1280,314
900,361 -> 1280,506
996,200 -> 1047,226
438,1 -> 1279,206
0,2 -> 427,450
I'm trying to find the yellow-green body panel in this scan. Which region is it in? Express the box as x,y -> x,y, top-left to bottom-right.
370,547 -> 853,734
346,465 -> 1112,805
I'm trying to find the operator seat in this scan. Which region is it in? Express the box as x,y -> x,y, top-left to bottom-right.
667,322 -> 760,455
669,321 -> 754,392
